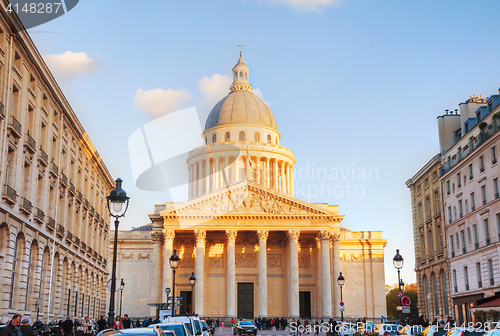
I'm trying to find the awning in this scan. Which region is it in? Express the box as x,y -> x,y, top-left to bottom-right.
475,296 -> 500,309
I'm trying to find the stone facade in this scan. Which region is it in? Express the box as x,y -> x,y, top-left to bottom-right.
0,5 -> 114,322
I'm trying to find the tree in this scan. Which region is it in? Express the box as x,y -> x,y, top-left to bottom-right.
386,287 -> 418,319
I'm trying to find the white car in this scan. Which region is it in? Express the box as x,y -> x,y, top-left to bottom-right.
338,323 -> 357,336
201,321 -> 209,336
161,316 -> 202,336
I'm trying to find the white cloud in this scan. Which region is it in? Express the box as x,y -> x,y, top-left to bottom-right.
197,73 -> 232,106
44,51 -> 100,82
134,88 -> 192,118
253,88 -> 272,106
269,0 -> 340,12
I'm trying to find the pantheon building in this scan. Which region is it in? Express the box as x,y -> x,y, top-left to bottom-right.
113,52 -> 387,320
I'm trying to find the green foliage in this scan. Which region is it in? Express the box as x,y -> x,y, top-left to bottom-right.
486,309 -> 499,321
473,310 -> 486,321
479,122 -> 488,130
386,287 -> 418,318
493,112 -> 500,120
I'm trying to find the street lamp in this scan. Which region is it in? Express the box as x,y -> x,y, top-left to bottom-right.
169,249 -> 180,316
393,249 -> 404,325
337,272 -> 345,322
119,279 -> 125,318
106,178 -> 130,329
189,272 -> 196,314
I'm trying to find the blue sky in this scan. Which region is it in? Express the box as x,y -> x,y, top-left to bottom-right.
27,0 -> 500,286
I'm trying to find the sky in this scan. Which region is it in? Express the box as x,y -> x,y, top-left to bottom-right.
25,0 -> 500,287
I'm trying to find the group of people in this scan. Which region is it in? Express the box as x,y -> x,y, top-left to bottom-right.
406,315 -> 455,328
252,317 -> 288,330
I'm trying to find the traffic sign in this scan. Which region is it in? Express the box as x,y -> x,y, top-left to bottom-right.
401,296 -> 411,306
402,307 -> 411,313
396,306 -> 403,311
340,307 -> 345,312
397,291 -> 403,298
176,296 -> 183,301
340,301 -> 344,307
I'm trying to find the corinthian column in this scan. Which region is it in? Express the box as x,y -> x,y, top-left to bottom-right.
151,231 -> 164,306
194,230 -> 206,316
226,230 -> 238,317
162,229 -> 175,302
257,230 -> 269,317
331,233 -> 341,317
319,230 -> 332,318
288,230 -> 300,317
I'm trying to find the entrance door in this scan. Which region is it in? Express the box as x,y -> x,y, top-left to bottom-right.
180,291 -> 193,314
237,283 -> 254,318
299,291 -> 311,318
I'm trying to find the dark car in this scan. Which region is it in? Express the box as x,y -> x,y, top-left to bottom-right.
234,322 -> 257,336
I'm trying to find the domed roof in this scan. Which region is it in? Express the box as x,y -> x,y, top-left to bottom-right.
204,91 -> 278,131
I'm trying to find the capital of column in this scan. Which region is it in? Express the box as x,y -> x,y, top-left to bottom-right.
226,230 -> 238,243
287,230 -> 300,243
330,232 -> 341,242
257,230 -> 269,242
162,229 -> 175,241
318,230 -> 331,241
151,231 -> 164,242
194,230 -> 207,244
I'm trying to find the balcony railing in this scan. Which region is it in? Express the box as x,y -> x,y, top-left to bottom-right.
66,231 -> 73,242
81,242 -> 86,251
479,281 -> 482,288
69,182 -> 76,195
98,255 -> 102,263
462,247 -> 466,254
25,132 -> 36,152
105,224 -> 109,231
83,199 -> 89,209
451,251 -> 455,258
77,191 -> 83,203
34,207 -> 44,222
472,206 -> 476,212
90,206 -> 94,216
57,224 -> 65,235
47,217 -> 56,229
20,197 -> 32,213
61,173 -> 68,187
38,148 -> 48,166
96,213 -> 100,222
491,278 -> 495,286
466,284 -> 470,291
93,251 -> 97,259
100,218 -> 104,227
50,162 -> 59,177
88,246 -> 92,254
103,259 -> 107,266
9,116 -> 22,137
74,236 -> 80,246
475,242 -> 479,250
0,101 -> 4,119
3,184 -> 17,203
486,238 -> 491,245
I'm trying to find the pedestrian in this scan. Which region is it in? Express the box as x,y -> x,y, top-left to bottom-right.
230,318 -> 234,328
152,316 -> 160,325
82,317 -> 91,336
114,317 -> 122,330
216,319 -> 220,328
62,316 -> 74,336
20,319 -> 33,336
144,317 -> 151,328
97,316 -> 107,332
122,315 -> 131,329
2,314 -> 22,336
136,319 -> 141,328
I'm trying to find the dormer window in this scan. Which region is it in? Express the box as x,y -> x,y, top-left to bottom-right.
267,134 -> 271,143
212,134 -> 217,143
225,132 -> 230,142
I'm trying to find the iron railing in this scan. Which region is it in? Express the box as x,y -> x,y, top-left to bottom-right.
3,184 -> 17,201
26,132 -> 36,151
66,231 -> 73,241
50,162 -> 59,176
83,199 -> 89,209
10,115 -> 22,135
69,182 -> 76,195
39,148 -> 48,165
47,217 -> 56,229
61,173 -> 68,186
77,191 -> 83,203
35,207 -> 45,221
57,224 -> 65,235
21,197 -> 32,213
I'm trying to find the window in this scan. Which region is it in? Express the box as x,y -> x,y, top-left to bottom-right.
426,198 -> 431,219
497,213 -> 500,241
459,200 -> 463,218
471,192 -> 476,211
448,207 -> 452,224
267,134 -> 271,143
450,235 -> 455,257
485,218 -> 490,245
418,185 -> 421,194
432,274 -> 439,316
212,134 -> 217,143
469,164 -> 473,180
447,181 -> 450,195
435,191 -> 440,214
254,132 -> 260,142
461,230 -> 466,254
494,178 -> 499,199
425,178 -> 429,188
465,200 -> 469,214
481,185 -> 487,205
433,171 -> 437,180
205,137 -> 207,144
480,156 -> 485,172
492,146 -> 497,164
419,203 -> 423,225
477,263 -> 482,288
453,270 -> 458,293
457,172 -> 461,188
464,266 -> 469,290
442,272 -> 449,315
473,225 -> 478,249
488,259 -> 495,285
239,131 -> 245,141
421,234 -> 425,257
429,230 -> 434,256
437,225 -> 443,253
467,227 -> 471,245
225,132 -> 230,142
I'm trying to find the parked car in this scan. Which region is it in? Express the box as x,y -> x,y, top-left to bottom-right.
444,328 -> 486,336
482,330 -> 500,336
233,321 -> 257,335
370,324 -> 399,336
200,321 -> 209,336
96,327 -> 169,336
339,323 -> 357,336
150,322 -> 192,336
161,316 -> 201,336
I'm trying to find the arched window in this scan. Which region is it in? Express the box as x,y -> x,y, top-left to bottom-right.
254,132 -> 260,142
432,273 -> 439,316
10,233 -> 25,309
212,134 -> 217,143
205,137 -> 207,144
424,276 -> 430,320
239,131 -> 245,141
267,134 -> 271,143
245,73 -> 248,80
234,73 -> 237,81
240,71 -> 243,79
225,132 -> 230,142
441,271 -> 450,315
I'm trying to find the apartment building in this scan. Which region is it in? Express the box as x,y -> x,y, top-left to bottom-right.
0,3 -> 114,322
406,155 -> 451,321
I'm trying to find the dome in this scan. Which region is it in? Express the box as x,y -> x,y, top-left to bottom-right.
204,91 -> 278,131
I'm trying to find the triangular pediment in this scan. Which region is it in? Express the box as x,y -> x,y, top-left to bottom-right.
159,181 -> 342,220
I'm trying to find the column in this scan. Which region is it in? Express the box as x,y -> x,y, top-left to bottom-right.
198,161 -> 204,197
235,155 -> 240,183
319,231 -> 333,318
286,164 -> 290,195
194,230 -> 206,316
162,229 -> 175,302
214,158 -> 220,191
264,158 -> 269,188
288,230 -> 300,317
331,233 -> 341,317
257,230 -> 269,317
280,162 -> 285,193
226,230 -> 238,317
291,167 -> 294,196
205,159 -> 210,195
273,160 -> 278,191
224,157 -> 229,186
188,165 -> 192,199
151,231 -> 163,308
256,156 -> 262,184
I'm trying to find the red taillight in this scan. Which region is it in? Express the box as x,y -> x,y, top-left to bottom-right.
384,333 -> 389,336
460,331 -> 465,336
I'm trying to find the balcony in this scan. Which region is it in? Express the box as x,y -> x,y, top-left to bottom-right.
93,251 -> 97,259
50,162 -> 59,177
470,175 -> 474,180
60,173 -> 68,187
98,255 -> 102,263
66,231 -> 73,243
76,191 -> 82,203
495,193 -> 499,199
87,246 -> 92,255
74,236 -> 80,246
34,207 -> 44,224
81,242 -> 86,251
475,242 -> 479,250
491,278 -> 495,286
105,224 -> 109,231
56,224 -> 65,237
0,101 -> 4,119
8,116 -> 22,138
24,132 -> 36,153
20,197 -> 32,214
480,167 -> 485,173
83,198 -> 89,210
483,199 -> 487,206
100,218 -> 104,227
103,259 -> 107,266
69,182 -> 76,196
486,238 -> 491,245
96,213 -> 100,222
3,184 -> 17,205
494,159 -> 498,165
47,217 -> 56,230
38,148 -> 48,167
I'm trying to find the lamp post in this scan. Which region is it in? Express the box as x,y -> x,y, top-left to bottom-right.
106,178 -> 130,329
337,272 -> 345,322
189,272 -> 196,314
169,249 -> 180,316
393,249 -> 404,325
119,279 -> 125,318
